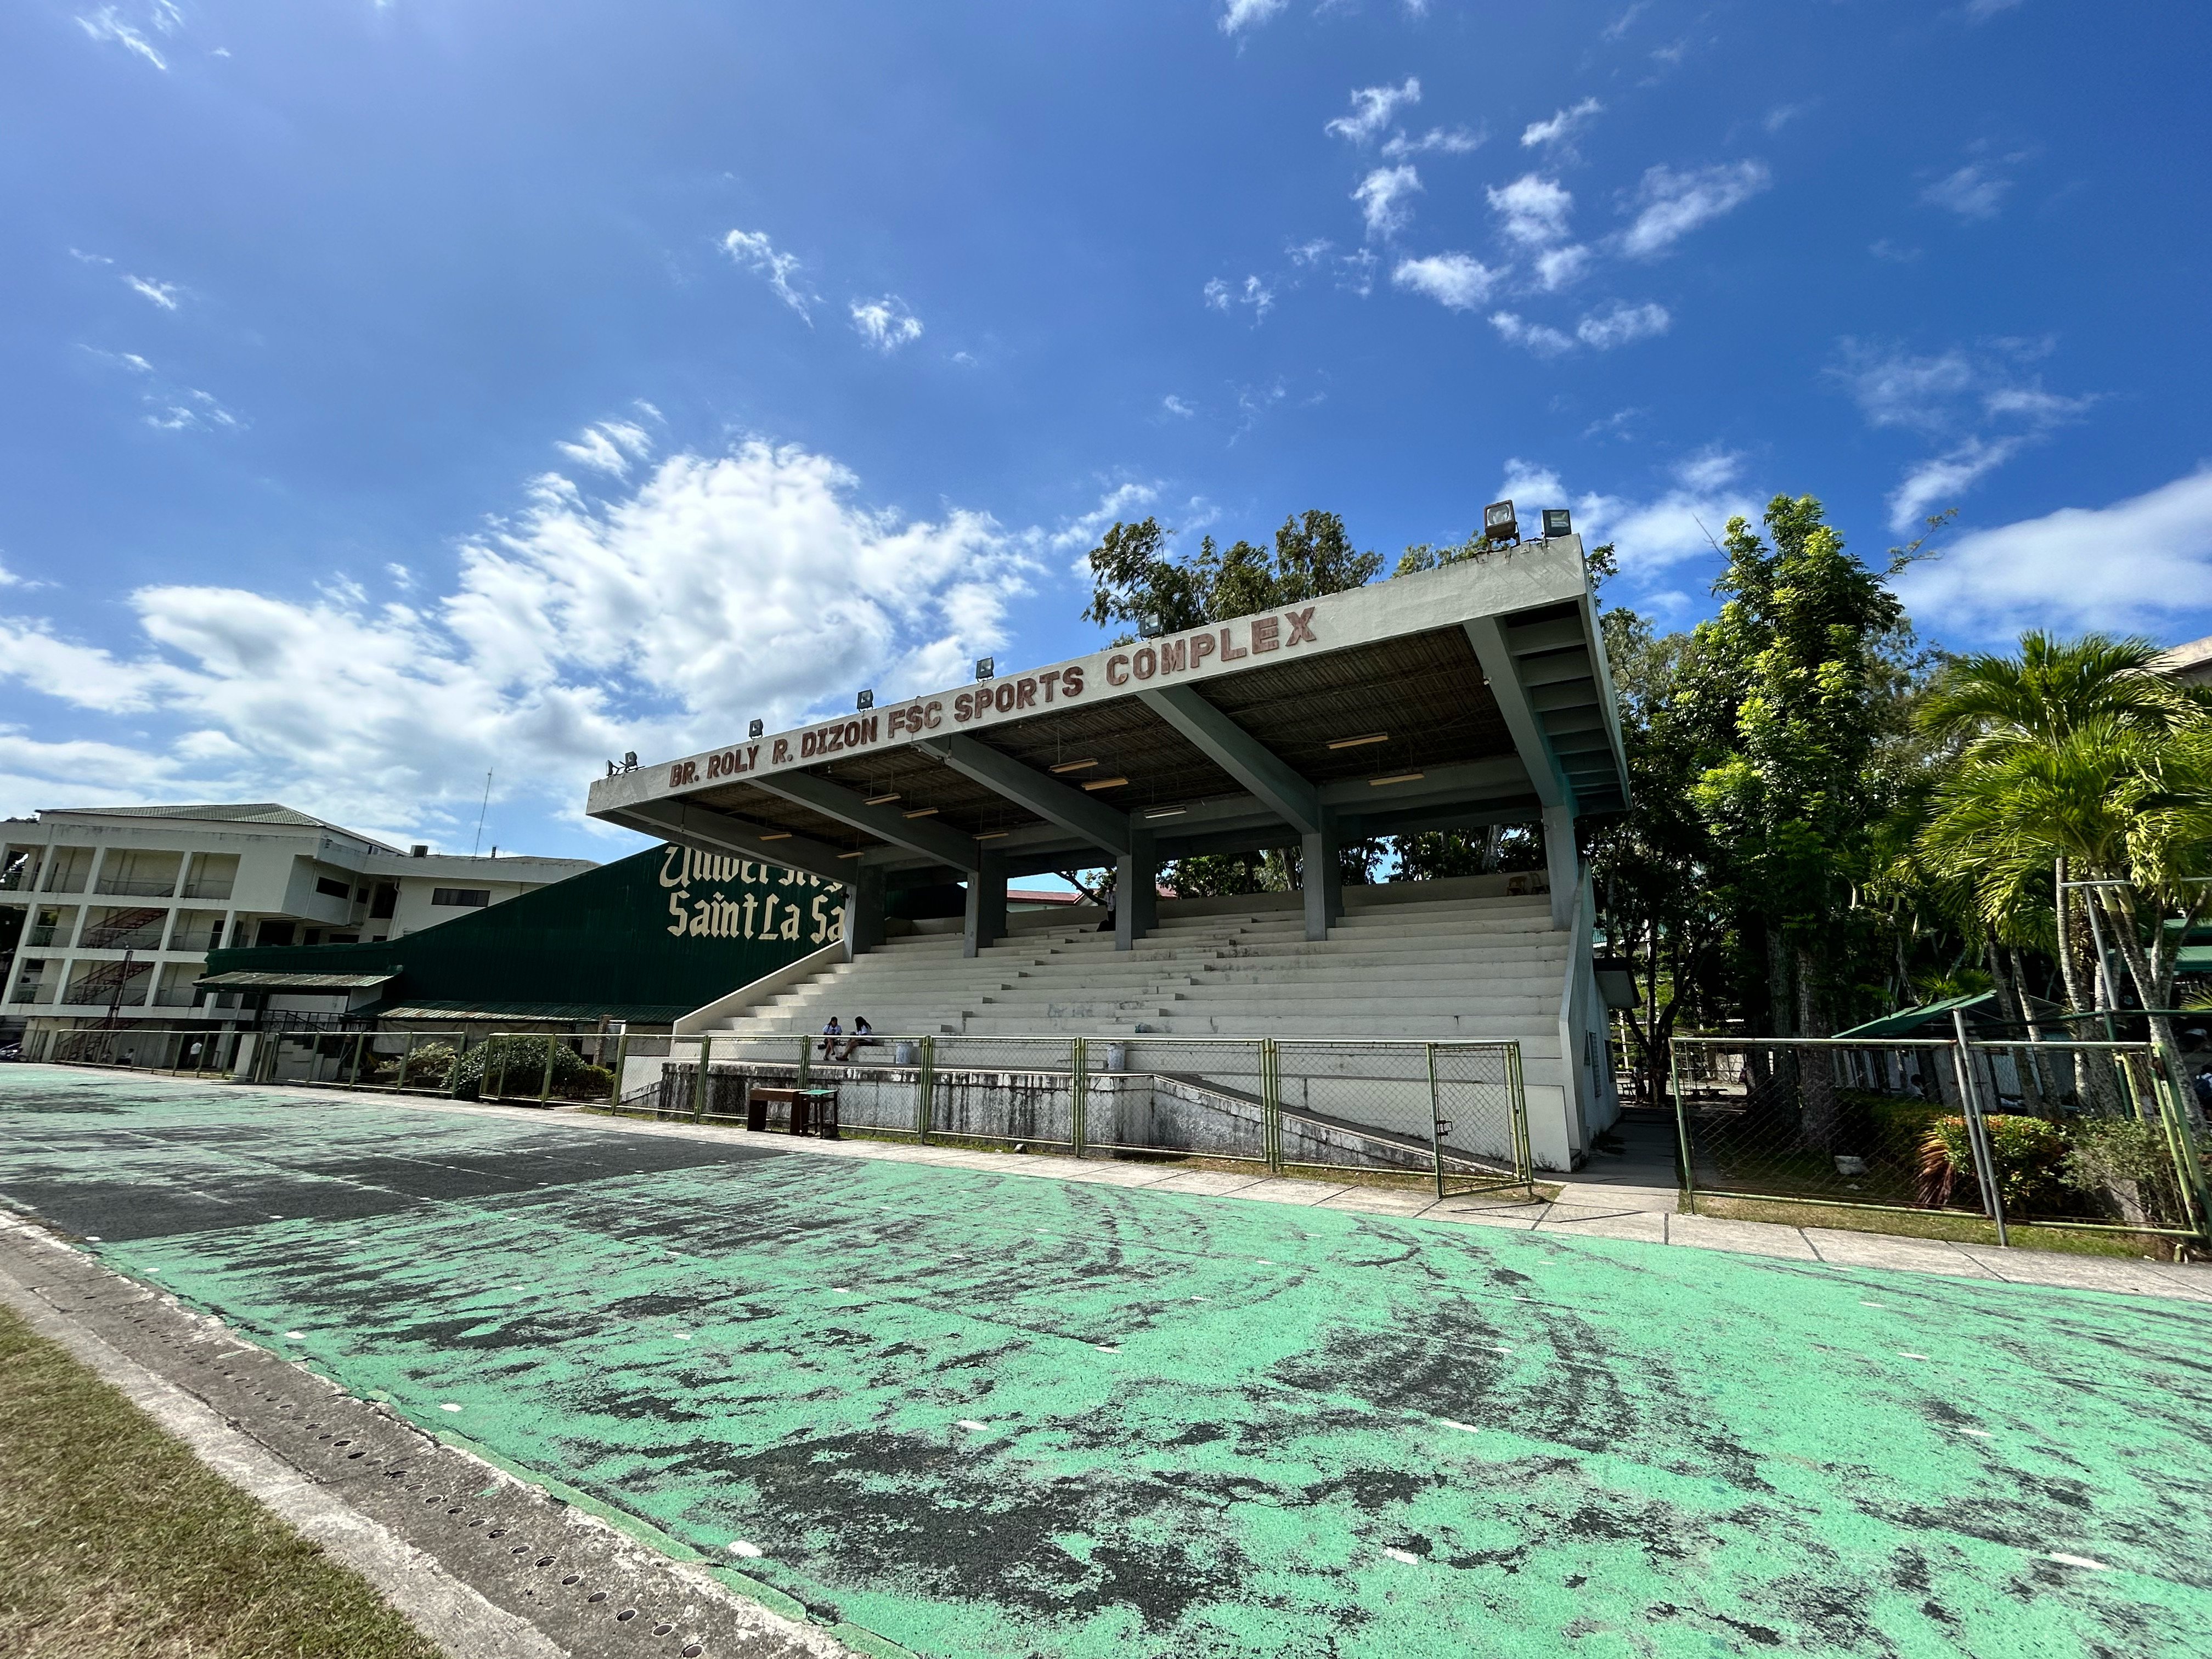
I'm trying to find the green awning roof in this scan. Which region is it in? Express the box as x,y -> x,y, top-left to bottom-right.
1835,991 -> 1997,1041
196,970 -> 395,991
371,1000 -> 690,1024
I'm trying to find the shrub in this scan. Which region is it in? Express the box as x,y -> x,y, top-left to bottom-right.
452,1035 -> 589,1100
1916,1114 -> 2069,1214
1865,1097 -> 1949,1168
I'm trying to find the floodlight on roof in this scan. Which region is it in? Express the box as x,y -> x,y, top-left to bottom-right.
974,657 -> 995,681
857,689 -> 874,711
1483,500 -> 1518,545
1328,732 -> 1389,751
864,793 -> 901,805
1080,776 -> 1130,791
748,719 -> 764,740
1049,758 -> 1099,774
1542,507 -> 1572,539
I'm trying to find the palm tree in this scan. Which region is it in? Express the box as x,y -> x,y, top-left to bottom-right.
1919,636 -> 2212,1125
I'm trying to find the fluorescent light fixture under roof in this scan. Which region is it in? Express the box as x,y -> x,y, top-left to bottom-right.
1079,776 -> 1129,791
1049,758 -> 1098,773
758,831 -> 793,841
902,806 -> 940,819
1369,772 -> 1426,786
864,792 -> 900,805
1143,806 -> 1187,819
977,830 -> 1011,840
1328,732 -> 1389,750
837,850 -> 866,859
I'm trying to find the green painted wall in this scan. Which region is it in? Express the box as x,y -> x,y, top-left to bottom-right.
203,844 -> 842,1021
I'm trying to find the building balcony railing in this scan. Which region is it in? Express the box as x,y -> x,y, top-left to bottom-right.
26,926 -> 69,947
179,880 -> 235,901
153,985 -> 202,1007
95,877 -> 178,898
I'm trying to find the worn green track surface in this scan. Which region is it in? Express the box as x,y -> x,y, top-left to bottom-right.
3,1069 -> 2209,1658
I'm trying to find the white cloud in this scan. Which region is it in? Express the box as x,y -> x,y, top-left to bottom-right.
1381,125 -> 1483,160
1487,174 -> 1573,246
0,436 -> 1033,831
124,275 -> 180,309
1964,0 -> 2024,19
1162,394 -> 1196,418
94,349 -> 243,434
1521,98 -> 1602,151
554,420 -> 654,478
1489,301 -> 1668,355
849,295 -> 923,353
1220,0 -> 1286,34
1894,468 -> 2212,637
721,229 -> 812,319
1352,165 -> 1423,239
70,247 -> 115,266
1327,78 -> 1421,145
1285,238 -> 1334,265
1620,160 -> 1771,256
1869,239 -> 1921,263
1488,312 -> 1576,356
1602,5 -> 1647,41
1203,275 -> 1274,322
1887,437 -> 2025,532
1575,300 -> 1670,349
1533,244 -> 1591,290
1498,449 -> 1758,572
1921,163 -> 2011,221
1392,253 -> 1499,312
1829,338 -> 2097,529
1052,482 -> 1164,559
76,7 -> 168,70
1764,103 -> 1811,133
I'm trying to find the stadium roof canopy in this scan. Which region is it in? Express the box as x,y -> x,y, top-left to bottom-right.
586,535 -> 1627,890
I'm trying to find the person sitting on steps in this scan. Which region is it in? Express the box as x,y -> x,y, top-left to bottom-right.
836,1015 -> 872,1062
819,1015 -> 842,1061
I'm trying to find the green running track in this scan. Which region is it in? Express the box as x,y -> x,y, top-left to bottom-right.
2,1069 -> 2208,1658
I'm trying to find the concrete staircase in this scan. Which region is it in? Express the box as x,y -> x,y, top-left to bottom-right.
706,886 -> 1570,1084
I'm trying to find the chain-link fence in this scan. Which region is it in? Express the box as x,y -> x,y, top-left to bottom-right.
18,1024 -> 626,1107
22,1024 -> 251,1078
607,1032 -> 1532,1195
1672,1034 -> 2210,1245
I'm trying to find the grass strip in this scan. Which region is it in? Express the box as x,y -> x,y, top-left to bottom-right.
1685,1192 -> 2180,1259
0,1301 -> 444,1659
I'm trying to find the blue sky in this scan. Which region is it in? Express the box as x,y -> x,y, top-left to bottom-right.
4,0 -> 2209,861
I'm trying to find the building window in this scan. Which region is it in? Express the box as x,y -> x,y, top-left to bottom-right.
431,888 -> 492,908
315,876 -> 352,899
369,883 -> 398,919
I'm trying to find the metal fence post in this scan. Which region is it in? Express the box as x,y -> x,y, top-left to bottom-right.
1950,1013 -> 2010,1248
918,1035 -> 935,1143
610,1029 -> 630,1108
796,1031 -> 811,1090
447,1030 -> 466,1097
1261,1038 -> 1280,1174
1669,1040 -> 1695,1214
1071,1036 -> 1088,1158
1509,1042 -> 1533,1194
344,1032 -> 366,1089
1426,1042 -> 1444,1200
539,1034 -> 558,1104
691,1036 -> 710,1121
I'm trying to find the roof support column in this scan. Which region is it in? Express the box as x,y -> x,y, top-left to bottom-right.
1115,824 -> 1157,952
963,850 -> 1007,959
1300,816 -> 1344,943
843,866 -> 886,962
1543,802 -> 1578,932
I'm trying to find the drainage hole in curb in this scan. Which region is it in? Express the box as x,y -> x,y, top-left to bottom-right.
617,1610 -> 636,1622
488,1527 -> 505,1537
511,1546 -> 528,1556
347,1451 -> 365,1460
447,1506 -> 464,1515
683,1645 -> 703,1656
587,1592 -> 607,1603
535,1556 -> 555,1567
653,1626 -> 672,1637
561,1575 -> 581,1586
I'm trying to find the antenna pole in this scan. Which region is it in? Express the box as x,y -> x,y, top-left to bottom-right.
472,770 -> 493,856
